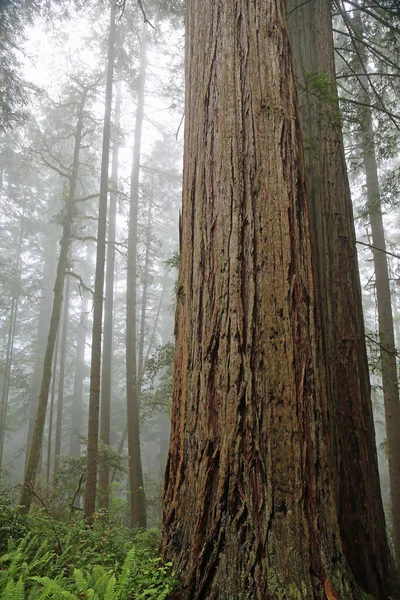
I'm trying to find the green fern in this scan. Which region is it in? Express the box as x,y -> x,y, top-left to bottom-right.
0,576 -> 25,600
104,574 -> 117,600
92,565 -> 115,598
29,575 -> 78,600
113,547 -> 135,600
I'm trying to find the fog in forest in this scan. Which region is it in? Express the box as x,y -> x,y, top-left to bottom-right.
1,1 -> 400,599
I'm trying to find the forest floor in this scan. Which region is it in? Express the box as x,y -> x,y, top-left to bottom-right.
0,482 -> 175,599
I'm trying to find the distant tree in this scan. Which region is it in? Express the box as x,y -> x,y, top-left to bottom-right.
126,24 -> 147,530
99,81 -> 122,510
84,0 -> 117,523
53,274 -> 71,474
19,80 -> 94,514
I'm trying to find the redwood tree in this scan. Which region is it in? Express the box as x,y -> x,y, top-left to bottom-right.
161,1 -> 397,598
288,0 -> 396,593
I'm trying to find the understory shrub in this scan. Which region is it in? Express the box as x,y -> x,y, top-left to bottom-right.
0,502 -> 175,600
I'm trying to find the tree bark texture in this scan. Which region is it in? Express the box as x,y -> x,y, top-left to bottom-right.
161,1 -> 379,598
126,25 -> 147,529
19,90 -> 86,514
287,0 -> 396,595
99,81 -> 121,510
84,0 -> 116,523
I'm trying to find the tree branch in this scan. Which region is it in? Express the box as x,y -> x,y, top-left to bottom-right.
356,240 -> 400,260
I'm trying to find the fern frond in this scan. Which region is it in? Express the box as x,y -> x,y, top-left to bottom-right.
113,547 -> 135,600
104,574 -> 116,600
73,567 -> 90,592
92,565 -> 113,597
30,575 -> 78,600
0,576 -> 25,600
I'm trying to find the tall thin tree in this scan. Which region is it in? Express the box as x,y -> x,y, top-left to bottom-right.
53,273 -> 71,474
99,81 -> 122,510
126,25 -> 147,529
84,0 -> 117,522
0,225 -> 23,468
19,87 -> 88,514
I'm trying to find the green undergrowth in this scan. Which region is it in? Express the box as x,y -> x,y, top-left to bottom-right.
0,489 -> 175,600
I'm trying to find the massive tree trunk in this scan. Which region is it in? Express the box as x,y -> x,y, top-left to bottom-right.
84,0 -> 116,522
99,81 -> 121,510
161,1 -> 396,598
19,89 -> 87,514
287,0 -> 396,594
126,25 -> 147,529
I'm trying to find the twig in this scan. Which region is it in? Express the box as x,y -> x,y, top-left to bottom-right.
68,469 -> 86,522
356,240 -> 400,260
18,483 -> 63,554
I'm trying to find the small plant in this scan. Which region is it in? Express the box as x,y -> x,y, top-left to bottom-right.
0,479 -> 28,552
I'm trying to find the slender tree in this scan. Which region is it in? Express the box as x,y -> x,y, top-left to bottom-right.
69,250 -> 92,460
161,1 -> 398,598
99,81 -> 122,510
46,330 -> 59,482
84,0 -> 117,522
0,226 -> 23,468
53,273 -> 71,474
25,237 -> 57,470
126,24 -> 147,529
19,86 -> 88,514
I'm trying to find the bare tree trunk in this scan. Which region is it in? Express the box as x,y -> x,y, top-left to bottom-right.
53,274 -> 70,474
138,195 -> 152,383
287,0 -> 395,594
160,1 -> 396,598
46,330 -> 59,482
99,81 -> 122,510
126,25 -> 147,529
25,238 -> 57,471
363,107 -> 400,561
84,0 -> 116,523
19,89 -> 87,514
0,228 -> 22,468
69,253 -> 91,460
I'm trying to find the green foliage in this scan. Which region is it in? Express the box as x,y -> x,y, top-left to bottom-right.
0,575 -> 25,600
303,71 -> 342,124
164,250 -> 180,272
0,480 -> 28,552
0,503 -> 176,600
141,343 -> 174,419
